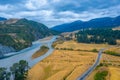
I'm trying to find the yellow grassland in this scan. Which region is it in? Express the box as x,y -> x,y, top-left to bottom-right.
28,50 -> 97,80
105,47 -> 120,55
86,53 -> 120,80
55,41 -> 109,51
28,40 -> 120,80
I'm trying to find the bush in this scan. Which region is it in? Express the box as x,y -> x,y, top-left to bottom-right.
94,71 -> 108,80
91,49 -> 98,52
0,60 -> 29,80
105,51 -> 120,56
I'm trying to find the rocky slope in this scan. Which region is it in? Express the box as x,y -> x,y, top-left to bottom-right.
0,18 -> 53,57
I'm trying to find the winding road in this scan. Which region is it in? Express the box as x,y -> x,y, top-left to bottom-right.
0,36 -> 57,69
77,48 -> 105,80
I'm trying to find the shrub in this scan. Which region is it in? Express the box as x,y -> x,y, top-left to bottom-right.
91,49 -> 98,52
94,71 -> 108,80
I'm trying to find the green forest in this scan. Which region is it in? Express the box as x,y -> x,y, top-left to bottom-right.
75,28 -> 120,45
0,60 -> 29,80
0,19 -> 52,51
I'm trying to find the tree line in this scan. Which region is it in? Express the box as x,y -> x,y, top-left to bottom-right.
0,60 -> 29,80
75,28 -> 120,45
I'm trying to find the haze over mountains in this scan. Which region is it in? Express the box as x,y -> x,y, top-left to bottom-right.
51,16 -> 120,32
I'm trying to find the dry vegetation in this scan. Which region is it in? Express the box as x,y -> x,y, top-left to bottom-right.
28,50 -> 97,80
108,67 -> 120,80
86,53 -> 120,80
55,41 -> 109,51
32,46 -> 49,59
105,47 -> 120,55
28,40 -> 120,80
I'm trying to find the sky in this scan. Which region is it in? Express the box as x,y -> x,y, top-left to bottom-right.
0,0 -> 120,27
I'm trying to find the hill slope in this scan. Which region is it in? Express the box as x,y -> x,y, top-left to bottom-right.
51,16 -> 120,32
0,18 -> 52,56
0,17 -> 7,21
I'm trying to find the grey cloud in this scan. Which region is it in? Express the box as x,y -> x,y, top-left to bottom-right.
0,0 -> 120,27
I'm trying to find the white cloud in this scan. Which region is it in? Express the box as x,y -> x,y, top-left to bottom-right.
0,4 -> 14,11
25,0 -> 48,10
0,0 -> 120,27
59,11 -> 80,18
52,0 -> 61,3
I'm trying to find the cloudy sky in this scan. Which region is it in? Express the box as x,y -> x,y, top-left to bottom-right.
0,0 -> 120,27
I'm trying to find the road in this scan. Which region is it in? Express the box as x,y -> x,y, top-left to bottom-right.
77,48 -> 105,80
0,36 -> 57,69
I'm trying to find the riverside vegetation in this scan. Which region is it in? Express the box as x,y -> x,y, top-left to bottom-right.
0,18 -> 53,52
0,60 -> 29,80
32,46 -> 49,59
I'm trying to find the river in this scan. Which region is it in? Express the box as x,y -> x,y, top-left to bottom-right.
0,36 -> 57,69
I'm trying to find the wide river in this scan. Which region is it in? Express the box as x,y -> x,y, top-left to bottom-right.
0,36 -> 57,69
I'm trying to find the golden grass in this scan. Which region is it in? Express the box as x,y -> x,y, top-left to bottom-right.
28,40 -> 116,80
86,53 -> 120,80
105,47 -> 120,55
109,67 -> 120,80
66,65 -> 90,80
52,39 -> 64,48
28,64 -> 45,80
32,46 -> 49,59
86,66 -> 120,80
56,41 -> 109,51
28,50 -> 97,80
101,54 -> 120,66
86,66 -> 108,80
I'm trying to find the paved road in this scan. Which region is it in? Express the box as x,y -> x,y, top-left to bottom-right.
77,48 -> 105,80
0,36 -> 57,69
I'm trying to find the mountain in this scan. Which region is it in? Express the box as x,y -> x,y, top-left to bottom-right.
51,16 -> 120,32
0,18 -> 53,56
0,17 -> 7,21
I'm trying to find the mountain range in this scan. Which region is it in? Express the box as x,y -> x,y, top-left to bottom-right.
0,18 -> 54,56
51,16 -> 120,32
0,17 -> 7,21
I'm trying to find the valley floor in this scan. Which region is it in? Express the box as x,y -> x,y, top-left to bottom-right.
28,50 -> 97,80
28,40 -> 120,80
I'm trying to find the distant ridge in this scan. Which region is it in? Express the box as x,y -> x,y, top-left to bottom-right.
0,17 -> 7,21
51,16 -> 120,32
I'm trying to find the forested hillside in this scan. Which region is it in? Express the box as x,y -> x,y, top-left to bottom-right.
75,29 -> 120,45
0,17 -> 7,21
51,16 -> 120,32
0,18 -> 53,53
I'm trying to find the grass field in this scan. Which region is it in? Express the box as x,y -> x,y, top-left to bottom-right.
87,66 -> 120,80
28,50 -> 97,80
55,41 -> 109,51
87,66 -> 109,80
32,46 -> 49,59
105,47 -> 120,55
108,67 -> 120,80
28,40 -> 120,80
86,53 -> 120,80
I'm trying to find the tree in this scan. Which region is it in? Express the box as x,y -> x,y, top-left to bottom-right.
10,60 -> 29,80
0,67 -> 11,80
